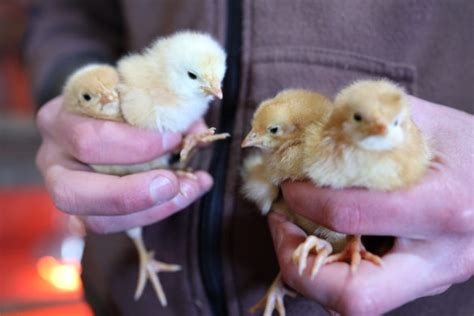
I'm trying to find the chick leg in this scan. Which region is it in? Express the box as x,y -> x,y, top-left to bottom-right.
126,227 -> 181,305
179,127 -> 230,164
292,235 -> 333,279
325,235 -> 382,273
249,272 -> 296,316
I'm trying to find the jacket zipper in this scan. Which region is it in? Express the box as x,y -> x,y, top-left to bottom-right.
198,0 -> 242,315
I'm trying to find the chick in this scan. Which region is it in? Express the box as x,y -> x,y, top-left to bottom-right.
118,31 -> 225,131
303,79 -> 432,271
241,90 -> 341,316
63,64 -> 122,121
241,89 -> 333,213
62,30 -> 229,306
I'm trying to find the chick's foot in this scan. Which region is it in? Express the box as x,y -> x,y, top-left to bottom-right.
127,228 -> 181,305
179,127 -> 230,163
250,272 -> 296,316
135,250 -> 181,305
292,235 -> 333,279
325,234 -> 383,273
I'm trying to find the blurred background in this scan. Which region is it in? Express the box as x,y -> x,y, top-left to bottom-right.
0,1 -> 91,315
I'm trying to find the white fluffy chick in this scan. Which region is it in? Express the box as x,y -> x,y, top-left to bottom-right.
118,30 -> 226,131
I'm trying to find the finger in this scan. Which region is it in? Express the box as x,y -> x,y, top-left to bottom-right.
281,168 -> 472,238
268,213 -> 441,315
38,97 -> 183,164
45,165 -> 180,216
81,171 -> 213,233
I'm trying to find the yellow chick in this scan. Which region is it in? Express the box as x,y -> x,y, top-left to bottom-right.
63,64 -> 122,121
241,90 -> 342,316
241,89 -> 332,213
302,79 -> 432,271
61,30 -> 229,307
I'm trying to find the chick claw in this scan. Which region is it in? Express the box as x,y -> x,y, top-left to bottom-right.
292,235 -> 333,279
134,250 -> 181,305
179,127 -> 230,163
325,235 -> 383,273
250,273 -> 296,316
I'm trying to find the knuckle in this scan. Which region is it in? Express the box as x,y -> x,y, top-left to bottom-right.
338,288 -> 378,316
279,265 -> 297,290
111,190 -> 146,214
460,241 -> 474,278
440,207 -> 474,234
134,137 -> 160,158
181,182 -> 200,199
35,144 -> 47,173
69,124 -> 96,161
36,105 -> 52,135
437,181 -> 474,234
46,171 -> 78,214
324,201 -> 360,234
83,217 -> 110,234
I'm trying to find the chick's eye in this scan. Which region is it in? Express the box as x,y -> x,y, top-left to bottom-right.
393,119 -> 399,126
353,113 -> 363,122
187,72 -> 197,80
269,127 -> 279,134
82,94 -> 91,101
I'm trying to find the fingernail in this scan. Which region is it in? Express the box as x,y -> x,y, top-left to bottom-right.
150,176 -> 176,203
198,172 -> 214,191
179,181 -> 197,198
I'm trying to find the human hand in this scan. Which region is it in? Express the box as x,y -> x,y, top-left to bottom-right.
269,96 -> 474,315
36,96 -> 213,234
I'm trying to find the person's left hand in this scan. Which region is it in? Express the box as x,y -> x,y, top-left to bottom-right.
268,97 -> 474,315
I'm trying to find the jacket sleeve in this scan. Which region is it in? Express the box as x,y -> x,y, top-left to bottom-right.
23,0 -> 125,106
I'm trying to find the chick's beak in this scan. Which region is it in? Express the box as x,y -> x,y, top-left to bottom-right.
369,123 -> 387,136
241,131 -> 262,148
100,94 -> 113,105
203,83 -> 223,99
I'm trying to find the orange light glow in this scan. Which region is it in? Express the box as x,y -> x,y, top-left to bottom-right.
37,256 -> 81,291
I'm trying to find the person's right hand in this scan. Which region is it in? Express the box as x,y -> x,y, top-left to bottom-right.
36,96 -> 213,234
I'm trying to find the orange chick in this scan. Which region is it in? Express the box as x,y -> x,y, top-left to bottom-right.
302,79 -> 432,272
241,89 -> 340,316
241,89 -> 332,213
62,64 -> 122,121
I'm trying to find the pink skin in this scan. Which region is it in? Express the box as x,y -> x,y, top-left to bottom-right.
270,96 -> 474,315
36,96 -> 213,234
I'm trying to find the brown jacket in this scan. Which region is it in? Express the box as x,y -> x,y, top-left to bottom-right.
25,1 -> 474,315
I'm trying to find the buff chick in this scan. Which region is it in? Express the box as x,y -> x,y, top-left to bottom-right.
241,89 -> 332,214
241,90 -> 344,316
63,64 -> 122,121
302,79 -> 432,272
62,30 -> 229,307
